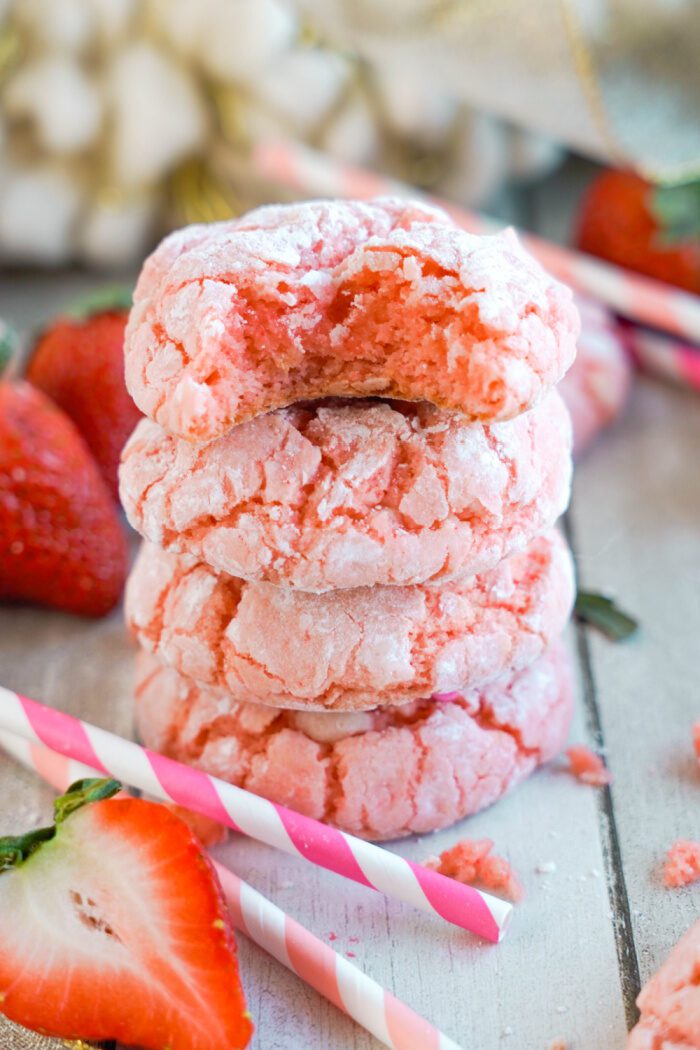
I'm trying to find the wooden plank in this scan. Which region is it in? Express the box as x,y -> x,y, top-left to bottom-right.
0,646 -> 629,1049
569,376 -> 700,991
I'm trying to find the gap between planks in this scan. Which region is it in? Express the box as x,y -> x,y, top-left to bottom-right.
564,512 -> 641,1030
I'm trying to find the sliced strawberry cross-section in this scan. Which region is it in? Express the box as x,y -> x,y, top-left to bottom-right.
0,778 -> 253,1050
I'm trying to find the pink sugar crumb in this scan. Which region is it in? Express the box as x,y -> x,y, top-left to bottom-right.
424,839 -> 524,902
692,721 -> 700,762
565,745 -> 613,786
346,951 -> 356,958
664,840 -> 700,888
327,932 -> 338,942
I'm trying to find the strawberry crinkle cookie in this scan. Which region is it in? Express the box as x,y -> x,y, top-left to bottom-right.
124,197 -> 579,443
120,391 -> 572,592
559,295 -> 632,456
627,919 -> 700,1049
125,529 -> 574,711
135,642 -> 573,841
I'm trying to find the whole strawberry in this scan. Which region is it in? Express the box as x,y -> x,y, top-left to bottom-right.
576,169 -> 700,293
0,381 -> 127,617
0,778 -> 253,1049
27,290 -> 141,500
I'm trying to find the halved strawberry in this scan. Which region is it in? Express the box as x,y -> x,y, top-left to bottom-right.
0,779 -> 253,1050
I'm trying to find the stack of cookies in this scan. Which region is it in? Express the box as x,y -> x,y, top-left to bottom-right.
120,198 -> 579,841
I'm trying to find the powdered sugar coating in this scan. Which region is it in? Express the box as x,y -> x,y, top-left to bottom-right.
120,391 -> 572,592
135,643 -> 573,841
559,295 -> 631,456
125,530 -> 574,711
627,919 -> 700,1049
124,197 -> 579,442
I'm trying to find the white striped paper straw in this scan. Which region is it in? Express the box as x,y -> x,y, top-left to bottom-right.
250,138 -> 700,345
0,730 -> 464,1050
0,686 -> 512,942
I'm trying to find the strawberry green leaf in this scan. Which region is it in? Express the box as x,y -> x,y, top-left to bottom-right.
574,590 -> 638,641
66,285 -> 134,320
0,779 -> 121,872
0,825 -> 55,871
0,319 -> 20,376
652,182 -> 700,244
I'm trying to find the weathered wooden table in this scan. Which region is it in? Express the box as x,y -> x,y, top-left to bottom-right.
0,266 -> 698,1049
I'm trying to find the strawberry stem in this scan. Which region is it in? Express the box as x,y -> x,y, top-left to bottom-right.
651,181 -> 700,243
0,319 -> 19,378
0,779 -> 122,872
66,285 -> 133,320
0,825 -> 55,870
54,779 -> 122,824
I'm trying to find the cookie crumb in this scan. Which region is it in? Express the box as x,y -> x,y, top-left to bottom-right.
663,840 -> 700,888
424,839 -> 524,902
692,720 -> 700,762
565,745 -> 613,786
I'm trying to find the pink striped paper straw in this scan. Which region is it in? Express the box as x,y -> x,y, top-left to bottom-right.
0,686 -> 512,942
0,731 -> 463,1050
251,139 -> 700,344
617,318 -> 700,393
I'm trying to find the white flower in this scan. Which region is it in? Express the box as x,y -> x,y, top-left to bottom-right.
373,63 -> 457,147
0,165 -> 84,264
440,113 -> 509,206
321,91 -> 381,166
198,0 -> 296,84
106,43 -> 207,187
255,47 -> 351,136
5,55 -> 102,153
12,0 -> 93,52
83,0 -> 135,44
79,190 -> 158,268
